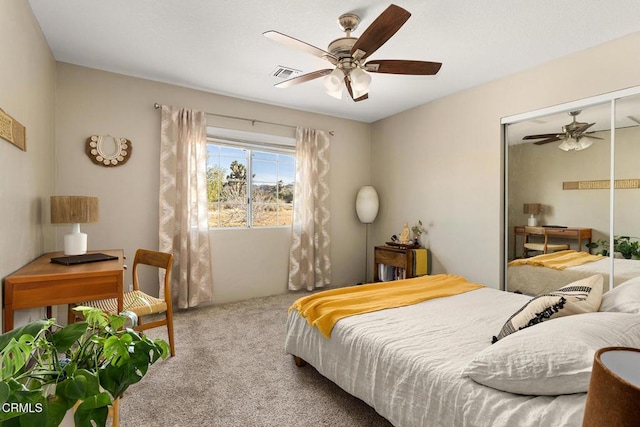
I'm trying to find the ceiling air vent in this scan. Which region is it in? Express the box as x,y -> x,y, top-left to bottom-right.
271,66 -> 302,79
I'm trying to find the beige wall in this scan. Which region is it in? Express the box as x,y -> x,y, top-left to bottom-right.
54,63 -> 371,303
371,32 -> 640,288
0,1 -> 57,329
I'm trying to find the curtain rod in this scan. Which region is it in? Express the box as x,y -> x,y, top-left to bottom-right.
154,103 -> 334,136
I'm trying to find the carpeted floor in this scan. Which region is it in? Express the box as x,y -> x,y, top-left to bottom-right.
118,291 -> 393,426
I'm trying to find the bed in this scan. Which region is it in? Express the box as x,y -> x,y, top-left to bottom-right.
507,250 -> 640,295
285,274 -> 640,427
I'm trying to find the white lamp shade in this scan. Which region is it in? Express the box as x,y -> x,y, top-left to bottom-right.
324,68 -> 344,92
558,138 -> 577,151
326,86 -> 343,99
356,186 -> 379,224
577,137 -> 594,150
350,67 -> 371,91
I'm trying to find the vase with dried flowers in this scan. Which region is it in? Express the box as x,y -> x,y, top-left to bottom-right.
412,220 -> 427,246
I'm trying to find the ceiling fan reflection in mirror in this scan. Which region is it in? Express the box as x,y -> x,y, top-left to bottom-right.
523,110 -> 603,151
263,4 -> 442,102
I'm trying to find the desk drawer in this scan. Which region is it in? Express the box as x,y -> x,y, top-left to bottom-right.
375,250 -> 407,267
546,229 -> 579,237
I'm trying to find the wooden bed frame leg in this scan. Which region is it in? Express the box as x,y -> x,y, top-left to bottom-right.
293,356 -> 307,367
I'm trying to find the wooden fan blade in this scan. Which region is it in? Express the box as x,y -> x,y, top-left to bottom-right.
523,133 -> 562,140
274,69 -> 333,88
583,133 -> 604,140
344,76 -> 368,102
575,122 -> 595,133
263,31 -> 337,64
533,137 -> 562,145
364,60 -> 442,75
350,4 -> 411,61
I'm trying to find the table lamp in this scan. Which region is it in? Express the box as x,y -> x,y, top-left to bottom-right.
50,196 -> 99,255
523,203 -> 542,226
583,347 -> 640,426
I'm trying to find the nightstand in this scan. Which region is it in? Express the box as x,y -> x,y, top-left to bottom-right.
374,245 -> 430,282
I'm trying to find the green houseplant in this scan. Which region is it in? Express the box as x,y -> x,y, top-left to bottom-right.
0,307 -> 169,426
586,235 -> 640,259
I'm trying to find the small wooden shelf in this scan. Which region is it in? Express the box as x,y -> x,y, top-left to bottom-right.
374,245 -> 418,282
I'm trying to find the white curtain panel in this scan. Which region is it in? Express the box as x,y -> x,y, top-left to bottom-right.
159,105 -> 214,308
288,128 -> 331,291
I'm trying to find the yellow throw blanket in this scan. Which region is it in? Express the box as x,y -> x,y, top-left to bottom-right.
290,274 -> 484,338
508,250 -> 604,270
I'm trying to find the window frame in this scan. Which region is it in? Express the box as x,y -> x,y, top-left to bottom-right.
206,127 -> 296,229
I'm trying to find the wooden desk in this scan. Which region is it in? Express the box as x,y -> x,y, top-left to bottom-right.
513,226 -> 592,259
3,249 -> 124,332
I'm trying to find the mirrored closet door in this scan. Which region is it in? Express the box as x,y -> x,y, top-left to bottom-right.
502,86 -> 640,293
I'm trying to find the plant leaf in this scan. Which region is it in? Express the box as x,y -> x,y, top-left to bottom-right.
108,314 -> 127,331
46,393 -> 76,426
75,369 -> 100,397
103,335 -> 132,367
57,376 -> 88,401
74,392 -> 110,427
0,319 -> 50,350
73,306 -> 109,329
0,381 -> 10,404
0,337 -> 33,379
51,322 -> 89,353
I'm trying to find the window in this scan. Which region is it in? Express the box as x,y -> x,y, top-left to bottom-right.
206,129 -> 295,228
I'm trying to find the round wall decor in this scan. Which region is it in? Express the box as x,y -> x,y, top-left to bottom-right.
86,135 -> 132,167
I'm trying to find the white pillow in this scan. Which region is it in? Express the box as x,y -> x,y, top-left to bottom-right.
463,311 -> 640,395
600,275 -> 640,314
492,274 -> 603,343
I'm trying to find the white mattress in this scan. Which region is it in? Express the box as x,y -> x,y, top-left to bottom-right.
507,257 -> 640,295
285,287 -> 586,427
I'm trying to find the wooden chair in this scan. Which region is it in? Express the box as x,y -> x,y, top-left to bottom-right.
522,226 -> 570,258
70,249 -> 176,356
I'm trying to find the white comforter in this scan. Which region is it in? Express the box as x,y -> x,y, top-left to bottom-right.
285,287 -> 586,427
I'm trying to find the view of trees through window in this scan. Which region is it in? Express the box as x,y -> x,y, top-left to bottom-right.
206,143 -> 295,227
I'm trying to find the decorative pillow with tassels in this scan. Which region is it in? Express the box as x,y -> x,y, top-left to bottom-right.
492,274 -> 603,343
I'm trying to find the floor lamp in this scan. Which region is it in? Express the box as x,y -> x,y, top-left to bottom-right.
356,186 -> 379,283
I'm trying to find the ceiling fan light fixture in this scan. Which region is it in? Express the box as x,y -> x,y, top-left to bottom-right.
558,137 -> 578,151
352,86 -> 369,99
324,68 -> 345,92
350,67 -> 371,92
576,137 -> 594,151
265,5 -> 439,102
326,86 -> 343,99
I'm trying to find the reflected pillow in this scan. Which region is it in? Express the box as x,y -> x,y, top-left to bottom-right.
492,274 -> 603,343
600,275 -> 640,314
463,311 -> 640,395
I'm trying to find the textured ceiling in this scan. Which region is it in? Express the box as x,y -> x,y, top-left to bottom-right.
28,0 -> 640,123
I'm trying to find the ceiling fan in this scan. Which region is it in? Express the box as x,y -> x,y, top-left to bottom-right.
522,110 -> 603,151
263,4 -> 442,102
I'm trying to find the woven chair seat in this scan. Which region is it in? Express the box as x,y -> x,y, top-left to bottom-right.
524,242 -> 570,252
81,290 -> 167,316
